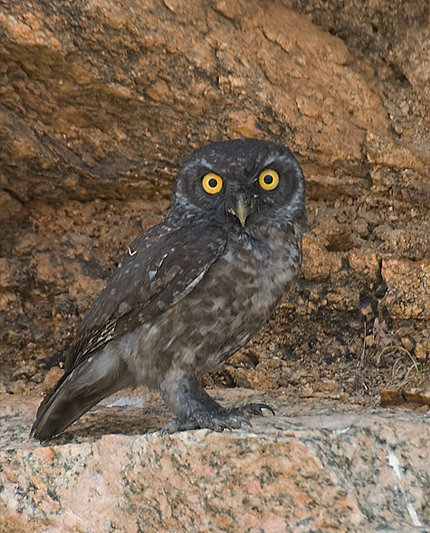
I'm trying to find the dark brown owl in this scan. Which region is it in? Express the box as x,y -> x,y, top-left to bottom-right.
31,138 -> 305,441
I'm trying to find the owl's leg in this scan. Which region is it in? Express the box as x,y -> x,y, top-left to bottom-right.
159,370 -> 251,433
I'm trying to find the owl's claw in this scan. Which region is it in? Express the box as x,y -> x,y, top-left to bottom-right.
228,402 -> 275,417
160,410 -> 252,434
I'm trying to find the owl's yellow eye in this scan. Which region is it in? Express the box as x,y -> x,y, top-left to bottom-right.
258,169 -> 279,191
202,173 -> 223,195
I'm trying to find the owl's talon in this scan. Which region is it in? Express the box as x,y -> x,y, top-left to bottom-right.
229,402 -> 275,418
160,403 -> 272,434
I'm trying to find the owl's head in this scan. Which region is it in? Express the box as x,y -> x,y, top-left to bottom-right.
169,138 -> 305,232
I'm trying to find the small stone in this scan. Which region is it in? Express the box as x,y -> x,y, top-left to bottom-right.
384,229 -> 430,260
382,258 -> 430,320
380,390 -> 403,406
313,379 -> 339,392
0,190 -> 23,222
403,388 -> 430,406
301,234 -> 342,281
213,0 -> 240,20
31,252 -> 60,285
401,337 -> 414,352
348,249 -> 380,280
415,341 -> 428,361
228,112 -> 262,138
365,334 -> 375,347
351,218 -> 369,238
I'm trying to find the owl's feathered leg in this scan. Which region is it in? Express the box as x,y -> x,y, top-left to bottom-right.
30,353 -> 132,442
159,370 -> 272,433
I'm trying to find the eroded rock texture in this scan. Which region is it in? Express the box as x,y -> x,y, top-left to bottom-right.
0,1 -> 429,400
1,390 -> 430,532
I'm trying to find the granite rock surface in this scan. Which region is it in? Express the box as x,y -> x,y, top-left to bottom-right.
1,389 -> 429,532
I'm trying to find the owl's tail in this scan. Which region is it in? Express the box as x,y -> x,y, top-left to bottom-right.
30,354 -> 131,442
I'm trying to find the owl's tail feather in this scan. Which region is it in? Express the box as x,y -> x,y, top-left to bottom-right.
30,355 -> 131,442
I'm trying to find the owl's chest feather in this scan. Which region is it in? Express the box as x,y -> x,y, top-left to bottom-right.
192,229 -> 297,327
123,226 -> 301,380
167,229 -> 299,371
218,229 -> 298,307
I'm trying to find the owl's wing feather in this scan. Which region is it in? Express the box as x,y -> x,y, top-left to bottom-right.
116,222 -> 174,269
65,223 -> 227,371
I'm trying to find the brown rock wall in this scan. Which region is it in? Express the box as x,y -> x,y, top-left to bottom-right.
0,0 -> 429,399
382,258 -> 430,320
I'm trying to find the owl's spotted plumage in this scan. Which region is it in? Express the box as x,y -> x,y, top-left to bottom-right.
31,138 -> 305,441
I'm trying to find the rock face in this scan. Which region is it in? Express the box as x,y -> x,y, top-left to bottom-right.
1,389 -> 430,532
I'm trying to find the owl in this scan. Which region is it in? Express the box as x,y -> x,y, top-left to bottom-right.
31,138 -> 306,441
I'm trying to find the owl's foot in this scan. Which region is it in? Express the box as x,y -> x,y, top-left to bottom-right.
228,402 -> 275,418
161,409 -> 252,434
161,404 -> 274,434
160,374 -> 274,434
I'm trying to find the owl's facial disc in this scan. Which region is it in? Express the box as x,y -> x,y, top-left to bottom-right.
227,169 -> 280,227
170,138 -> 305,230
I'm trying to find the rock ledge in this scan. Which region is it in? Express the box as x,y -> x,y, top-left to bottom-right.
1,389 -> 429,532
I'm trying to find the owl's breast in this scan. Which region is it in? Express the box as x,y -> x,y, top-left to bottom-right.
217,229 -> 300,311
121,227 -> 301,382
169,229 -> 301,373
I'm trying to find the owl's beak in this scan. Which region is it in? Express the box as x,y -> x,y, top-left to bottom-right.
229,197 -> 249,227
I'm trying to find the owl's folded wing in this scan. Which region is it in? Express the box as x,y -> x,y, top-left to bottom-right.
65,223 -> 227,371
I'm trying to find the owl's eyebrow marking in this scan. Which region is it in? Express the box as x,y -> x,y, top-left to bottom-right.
261,156 -> 276,169
127,246 -> 137,256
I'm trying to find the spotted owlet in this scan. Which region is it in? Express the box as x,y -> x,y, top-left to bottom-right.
31,138 -> 306,441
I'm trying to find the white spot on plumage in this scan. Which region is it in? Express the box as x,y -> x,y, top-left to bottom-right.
156,253 -> 169,268
223,251 -> 234,263
118,302 -> 130,314
183,270 -> 206,293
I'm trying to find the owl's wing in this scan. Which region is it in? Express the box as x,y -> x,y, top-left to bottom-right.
65,223 -> 227,371
116,222 -> 174,270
